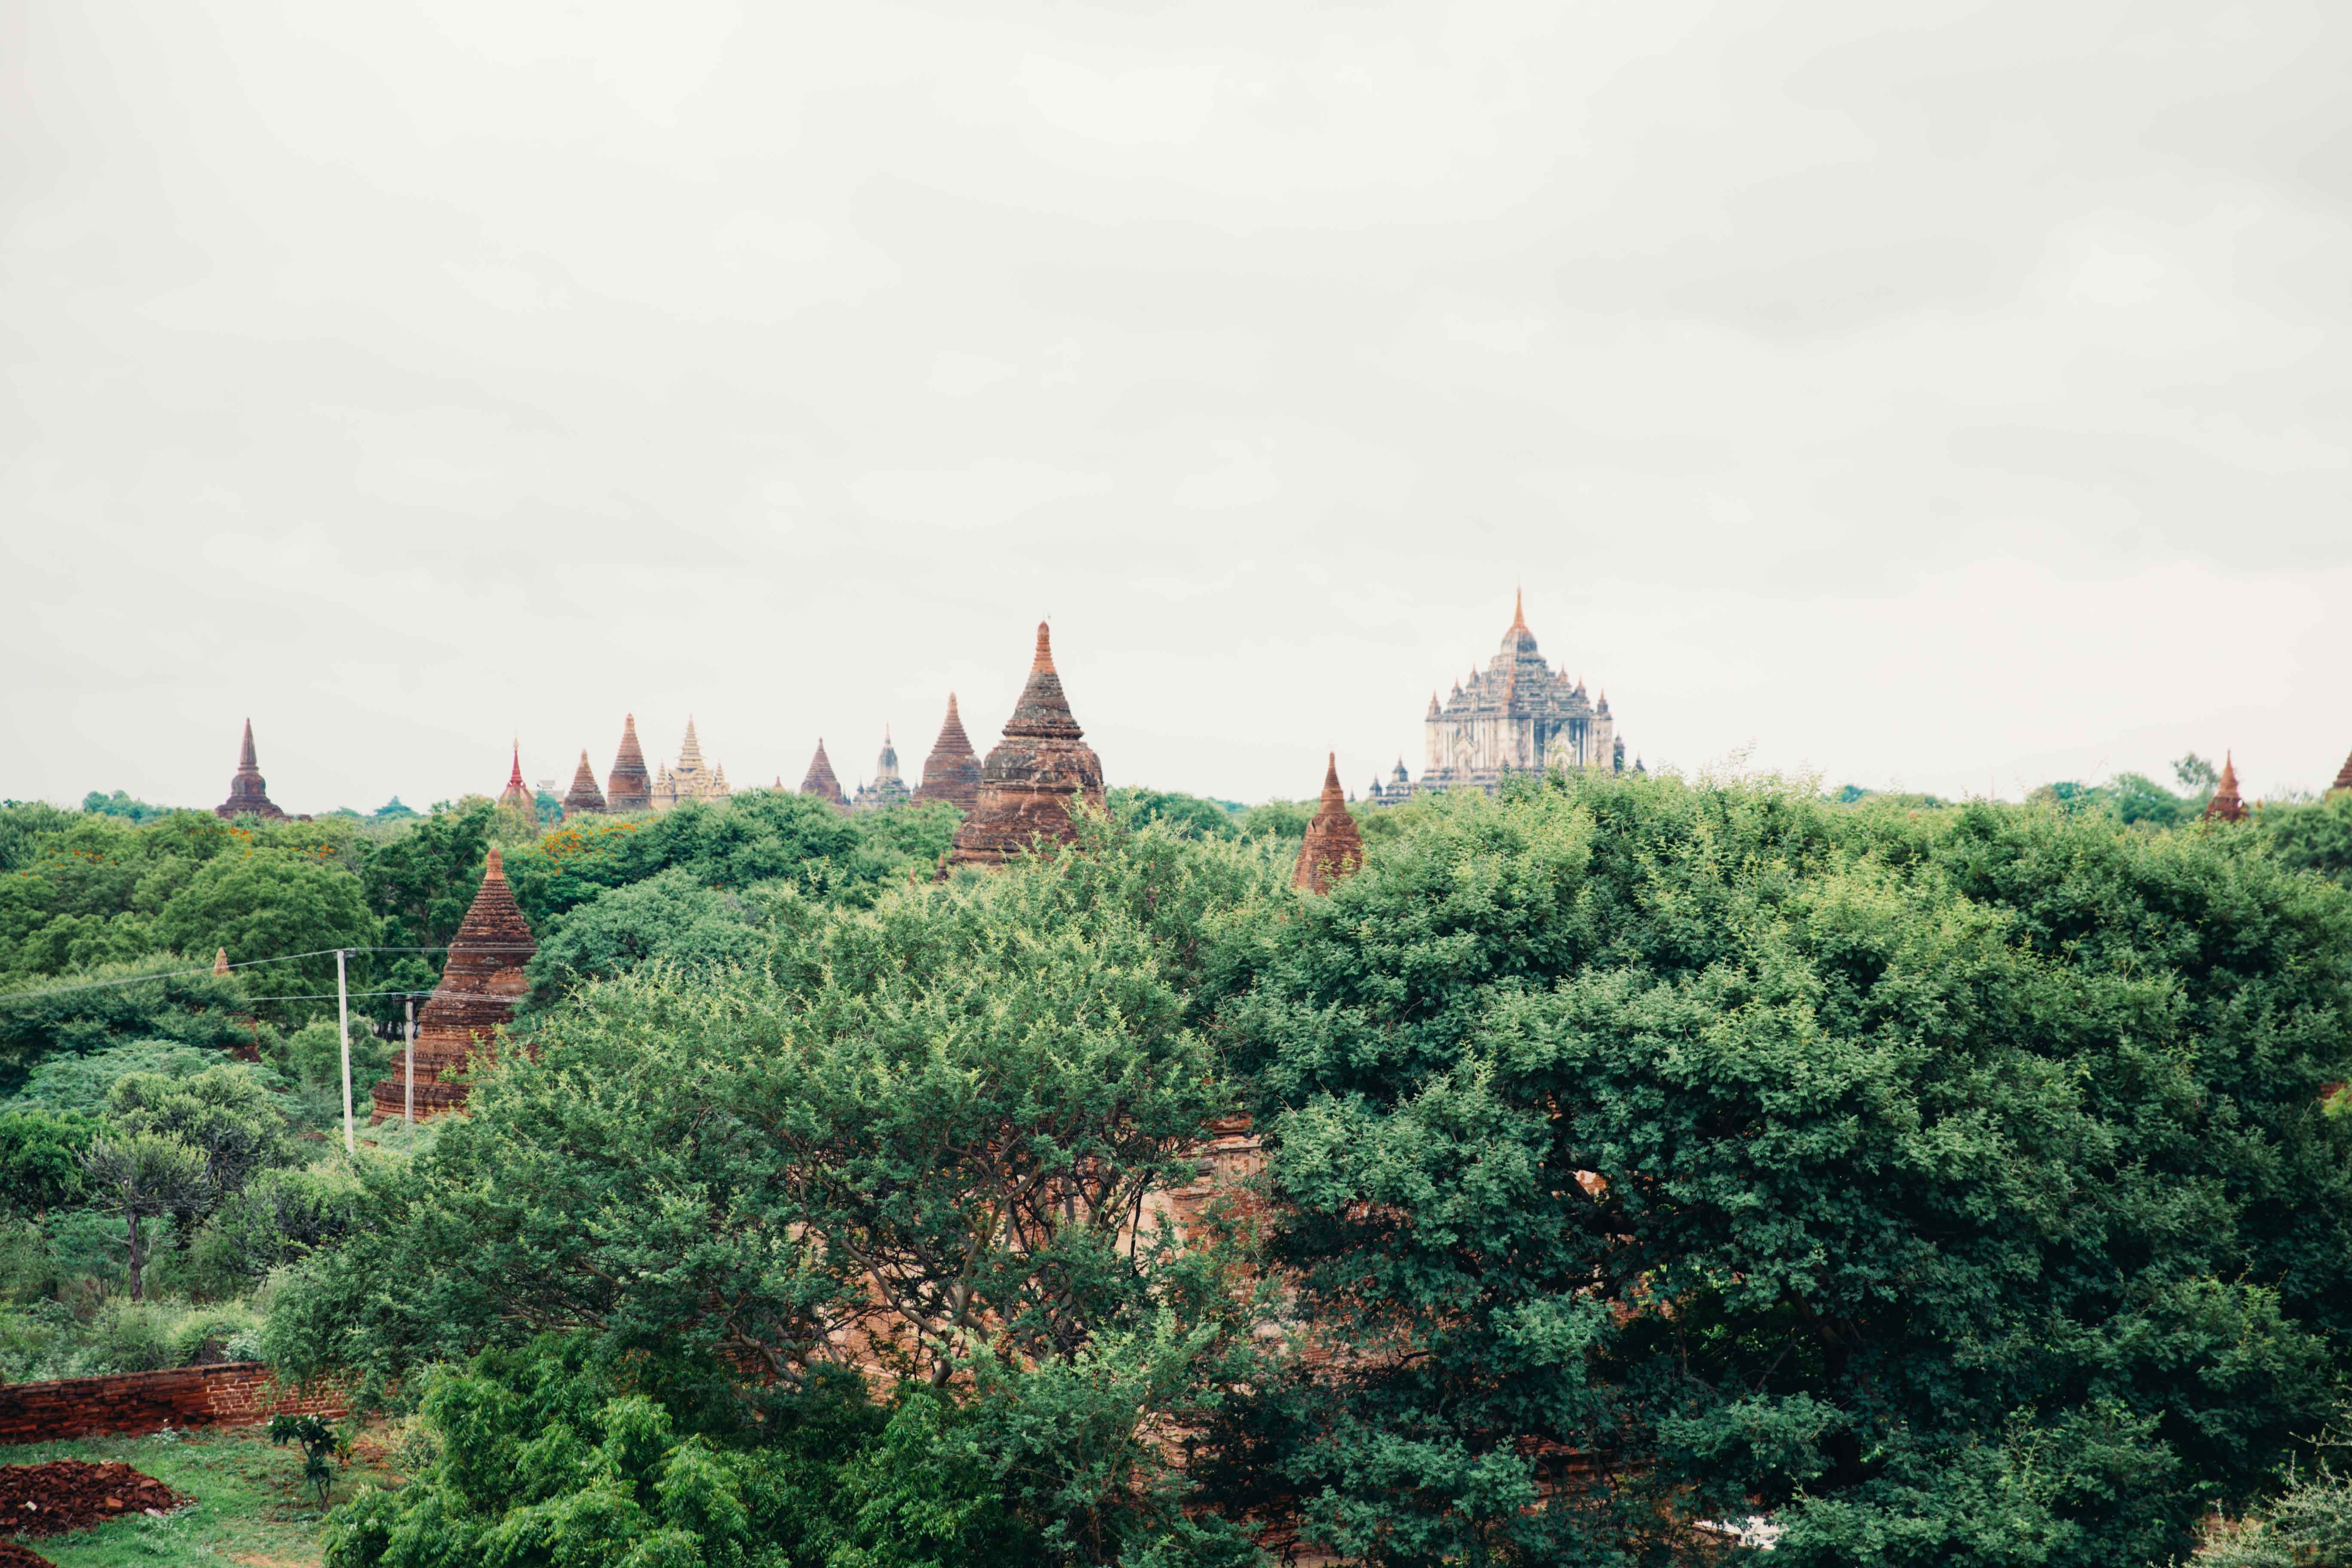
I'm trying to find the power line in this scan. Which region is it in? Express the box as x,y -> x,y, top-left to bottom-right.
0,943 -> 533,1008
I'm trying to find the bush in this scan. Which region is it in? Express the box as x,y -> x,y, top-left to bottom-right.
3,1040 -> 220,1115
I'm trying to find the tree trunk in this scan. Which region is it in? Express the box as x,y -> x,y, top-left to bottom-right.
126,1210 -> 143,1303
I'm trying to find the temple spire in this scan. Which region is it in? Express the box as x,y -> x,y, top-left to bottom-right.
214,719 -> 287,821
949,622 -> 1106,868
1510,587 -> 1526,632
800,739 -> 850,811
562,748 -> 607,818
606,714 -> 653,812
914,692 -> 983,812
2332,746 -> 2352,797
2205,752 -> 2248,823
1292,752 -> 1366,894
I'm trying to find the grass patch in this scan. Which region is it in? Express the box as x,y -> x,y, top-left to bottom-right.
0,1423 -> 394,1568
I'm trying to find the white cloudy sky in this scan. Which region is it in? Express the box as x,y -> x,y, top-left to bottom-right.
4,0 -> 2348,812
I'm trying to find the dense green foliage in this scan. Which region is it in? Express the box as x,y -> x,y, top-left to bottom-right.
1211,777 -> 2352,1565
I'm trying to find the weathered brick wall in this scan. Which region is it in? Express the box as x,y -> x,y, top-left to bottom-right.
0,1363 -> 346,1446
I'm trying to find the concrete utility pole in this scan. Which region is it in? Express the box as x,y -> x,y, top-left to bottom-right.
337,949 -> 355,1154
404,998 -> 416,1127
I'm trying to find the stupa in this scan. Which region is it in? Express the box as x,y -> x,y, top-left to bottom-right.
1292,753 -> 1366,894
913,694 -> 983,812
369,846 -> 536,1122
213,720 -> 288,821
561,750 -> 606,817
652,717 -> 730,810
853,729 -> 912,812
2204,753 -> 2248,823
949,622 -> 1106,868
606,716 -> 655,812
2332,748 -> 2352,797
799,740 -> 850,810
497,744 -> 533,813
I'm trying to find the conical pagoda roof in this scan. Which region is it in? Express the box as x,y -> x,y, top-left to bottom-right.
215,718 -> 287,821
606,715 -> 653,810
368,847 -> 534,1124
2332,747 -> 2352,796
1292,753 -> 1366,894
498,743 -> 531,809
2205,752 -> 2248,823
915,693 -> 983,811
562,749 -> 606,816
947,624 -> 1106,868
1003,623 -> 1086,740
800,740 -> 849,808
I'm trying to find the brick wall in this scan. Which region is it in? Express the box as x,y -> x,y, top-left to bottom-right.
0,1363 -> 346,1446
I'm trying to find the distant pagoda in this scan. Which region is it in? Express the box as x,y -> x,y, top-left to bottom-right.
653,717 -> 729,810
1292,753 -> 1366,894
949,622 -> 1106,868
913,694 -> 983,812
799,739 -> 850,811
2204,752 -> 2248,822
213,720 -> 288,821
561,750 -> 606,818
853,728 -> 912,812
369,846 -> 536,1122
605,715 -> 654,812
497,743 -> 533,814
2332,747 -> 2352,797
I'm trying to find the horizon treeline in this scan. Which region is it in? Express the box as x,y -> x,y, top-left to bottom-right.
2,770 -> 2351,1563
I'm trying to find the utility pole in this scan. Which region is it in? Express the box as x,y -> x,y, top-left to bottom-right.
337,949 -> 355,1154
404,997 -> 416,1127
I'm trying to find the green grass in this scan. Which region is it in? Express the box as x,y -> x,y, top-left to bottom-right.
0,1422 -> 395,1568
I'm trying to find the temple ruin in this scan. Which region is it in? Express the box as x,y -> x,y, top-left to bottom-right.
799,740 -> 849,811
561,750 -> 606,818
913,694 -> 982,812
949,622 -> 1105,868
1292,753 -> 1366,894
2205,753 -> 2248,822
852,729 -> 911,812
606,715 -> 654,812
213,720 -> 288,821
653,718 -> 730,809
369,845 -> 536,1122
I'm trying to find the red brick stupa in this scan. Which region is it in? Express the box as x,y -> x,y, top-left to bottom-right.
913,694 -> 983,812
1292,753 -> 1366,894
561,750 -> 606,818
2204,752 -> 2248,822
370,846 -> 536,1122
214,720 -> 288,821
2331,747 -> 2352,797
799,740 -> 850,811
606,715 -> 654,812
949,622 -> 1106,868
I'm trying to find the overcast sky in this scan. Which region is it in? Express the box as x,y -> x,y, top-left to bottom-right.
4,0 -> 2348,813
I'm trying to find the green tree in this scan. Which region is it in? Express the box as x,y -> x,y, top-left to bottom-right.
0,1109 -> 96,1216
106,1065 -> 296,1224
1211,775 -> 2352,1566
81,790 -> 175,824
2263,789 -> 2352,891
82,1130 -> 209,1301
0,959 -> 253,1091
153,850 -> 377,1018
1110,787 -> 1241,841
521,870 -> 766,1004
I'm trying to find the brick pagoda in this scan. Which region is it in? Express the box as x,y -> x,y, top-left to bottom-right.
213,720 -> 288,821
2333,747 -> 2352,797
799,740 -> 849,811
949,622 -> 1106,868
1292,753 -> 1366,894
370,846 -> 536,1122
561,750 -> 606,817
2204,752 -> 2248,822
913,694 -> 982,812
606,715 -> 654,812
